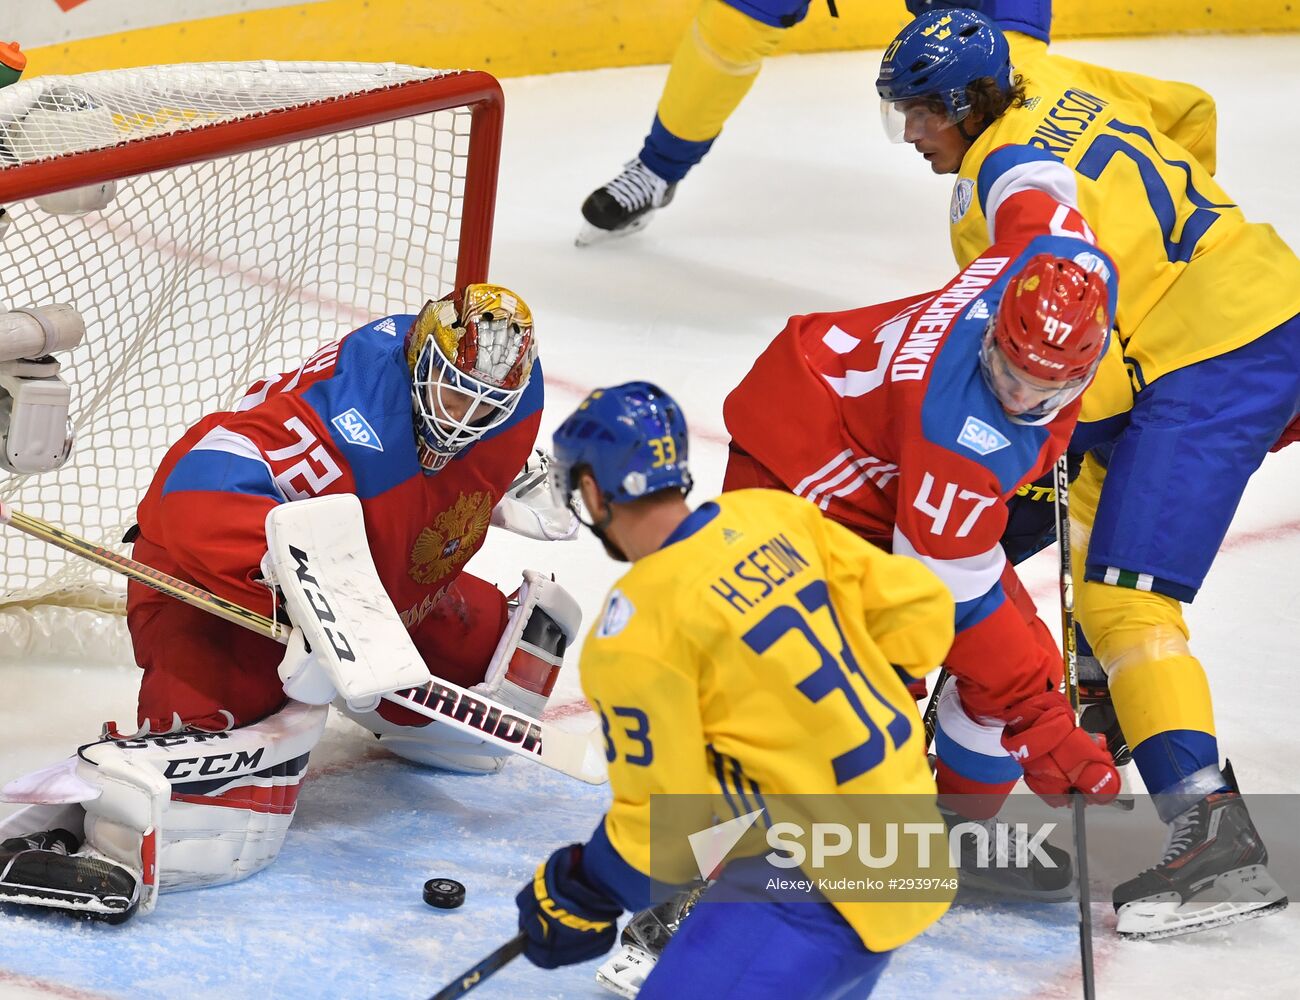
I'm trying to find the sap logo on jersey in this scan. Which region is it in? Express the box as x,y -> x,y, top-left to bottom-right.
597,590 -> 635,638
332,408 -> 383,452
1072,250 -> 1113,284
958,415 -> 1011,456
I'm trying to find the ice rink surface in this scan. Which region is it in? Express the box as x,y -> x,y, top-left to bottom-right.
3,32 -> 1300,1000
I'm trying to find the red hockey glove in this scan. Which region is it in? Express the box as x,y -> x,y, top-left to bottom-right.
1000,690 -> 1119,807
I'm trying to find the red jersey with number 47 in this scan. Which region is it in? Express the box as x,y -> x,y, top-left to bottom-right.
724,233 -> 1117,716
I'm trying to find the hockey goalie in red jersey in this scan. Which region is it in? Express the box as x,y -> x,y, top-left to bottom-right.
127,284 -> 577,746
724,233 -> 1121,844
0,285 -> 584,921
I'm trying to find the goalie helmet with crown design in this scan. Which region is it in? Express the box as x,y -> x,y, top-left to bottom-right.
405,284 -> 538,472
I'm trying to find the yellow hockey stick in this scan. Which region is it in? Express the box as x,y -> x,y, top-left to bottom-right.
0,502 -> 283,639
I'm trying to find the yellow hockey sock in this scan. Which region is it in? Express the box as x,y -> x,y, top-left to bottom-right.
657,0 -> 788,143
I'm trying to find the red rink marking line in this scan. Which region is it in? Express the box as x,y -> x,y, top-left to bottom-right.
543,699 -> 595,722
98,214 -> 732,450
1026,513 -> 1300,607
0,971 -> 117,1000
543,373 -> 733,447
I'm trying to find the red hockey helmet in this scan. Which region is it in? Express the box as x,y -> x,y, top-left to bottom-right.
980,254 -> 1110,419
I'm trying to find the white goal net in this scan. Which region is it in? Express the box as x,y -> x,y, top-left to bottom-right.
0,61 -> 503,662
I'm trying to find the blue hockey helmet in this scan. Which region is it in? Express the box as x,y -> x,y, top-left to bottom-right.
550,382 -> 693,509
877,8 -> 1011,135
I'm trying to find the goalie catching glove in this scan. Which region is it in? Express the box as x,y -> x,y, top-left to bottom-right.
1001,689 -> 1119,806
492,449 -> 580,541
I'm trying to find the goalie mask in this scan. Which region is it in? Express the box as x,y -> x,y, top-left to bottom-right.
405,284 -> 537,473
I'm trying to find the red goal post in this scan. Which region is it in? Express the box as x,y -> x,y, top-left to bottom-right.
0,62 -> 504,660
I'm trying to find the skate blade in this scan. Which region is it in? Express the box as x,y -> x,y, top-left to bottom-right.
1117,865 -> 1288,940
0,884 -> 137,923
574,215 -> 653,247
594,943 -> 656,998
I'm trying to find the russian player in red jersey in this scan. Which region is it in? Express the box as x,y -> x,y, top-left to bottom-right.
0,285 -> 584,920
724,234 -> 1120,886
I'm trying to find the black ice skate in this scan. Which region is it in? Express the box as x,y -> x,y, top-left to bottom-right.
1114,790 -> 1287,939
0,828 -> 139,924
942,807 -> 1075,902
594,883 -> 706,997
577,158 -> 676,246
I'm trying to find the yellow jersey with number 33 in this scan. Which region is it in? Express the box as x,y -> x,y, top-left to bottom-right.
949,34 -> 1300,426
580,488 -> 955,952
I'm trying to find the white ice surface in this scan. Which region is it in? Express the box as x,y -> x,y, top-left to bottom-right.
3,32 -> 1300,1000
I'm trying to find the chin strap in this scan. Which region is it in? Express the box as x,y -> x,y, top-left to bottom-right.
572,485 -> 630,562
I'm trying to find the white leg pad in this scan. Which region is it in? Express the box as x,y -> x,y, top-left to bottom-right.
479,569 -> 582,715
79,700 -> 327,912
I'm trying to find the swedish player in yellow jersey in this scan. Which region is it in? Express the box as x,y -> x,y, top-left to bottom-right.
877,2 -> 1295,938
514,382 -> 956,998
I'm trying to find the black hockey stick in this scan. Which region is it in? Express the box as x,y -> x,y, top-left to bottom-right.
922,668 -> 950,753
427,932 -> 527,999
1054,454 -> 1096,1000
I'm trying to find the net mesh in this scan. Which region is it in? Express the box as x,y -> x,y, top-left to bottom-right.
0,62 -> 488,659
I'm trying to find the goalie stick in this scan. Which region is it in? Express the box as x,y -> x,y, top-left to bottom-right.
0,502 -> 607,786
1054,454 -> 1096,1000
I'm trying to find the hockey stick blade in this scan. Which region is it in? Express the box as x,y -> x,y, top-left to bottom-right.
427,932 -> 527,999
0,504 -> 608,785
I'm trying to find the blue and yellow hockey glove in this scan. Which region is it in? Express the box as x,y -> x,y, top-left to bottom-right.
516,844 -> 622,969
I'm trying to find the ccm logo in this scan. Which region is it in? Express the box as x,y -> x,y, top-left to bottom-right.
162,748 -> 265,779
289,544 -> 357,663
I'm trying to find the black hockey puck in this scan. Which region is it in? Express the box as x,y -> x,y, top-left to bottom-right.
423,877 -> 465,909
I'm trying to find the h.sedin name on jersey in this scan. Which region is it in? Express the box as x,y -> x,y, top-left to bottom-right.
402,682 -> 544,755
